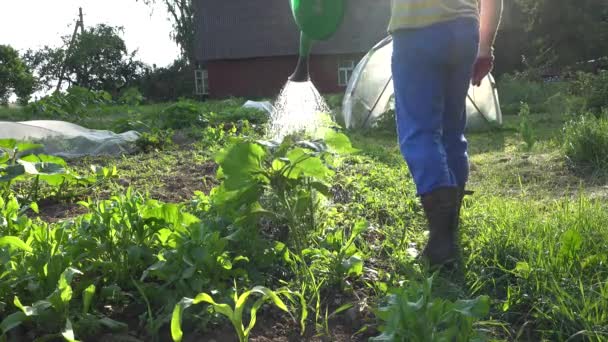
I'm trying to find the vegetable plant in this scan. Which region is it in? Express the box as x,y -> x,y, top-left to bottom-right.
171,286 -> 295,342
371,276 -> 490,342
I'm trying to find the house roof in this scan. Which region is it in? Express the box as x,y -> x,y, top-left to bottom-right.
194,0 -> 392,62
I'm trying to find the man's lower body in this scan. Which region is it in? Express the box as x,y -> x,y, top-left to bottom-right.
391,17 -> 479,266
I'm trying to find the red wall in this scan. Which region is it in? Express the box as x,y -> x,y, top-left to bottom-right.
207,54 -> 362,99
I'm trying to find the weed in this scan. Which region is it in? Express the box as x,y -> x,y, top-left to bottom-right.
136,129 -> 174,152
518,102 -> 536,151
563,114 -> 608,176
371,276 -> 490,342
571,71 -> 608,115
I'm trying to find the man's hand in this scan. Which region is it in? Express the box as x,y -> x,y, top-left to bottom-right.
472,55 -> 494,86
473,0 -> 503,86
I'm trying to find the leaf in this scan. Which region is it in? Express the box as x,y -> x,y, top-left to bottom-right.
13,297 -> 51,316
559,229 -> 583,259
341,255 -> 364,276
286,148 -> 333,180
453,295 -> 491,318
250,286 -> 288,312
17,160 -> 38,175
60,283 -> 74,305
0,312 -> 26,335
217,253 -> 233,270
0,152 -> 9,164
0,236 -> 32,252
60,267 -> 83,287
30,202 -> 39,214
0,164 -> 25,182
21,154 -> 67,167
0,139 -> 17,150
83,284 -> 96,314
171,298 -> 194,342
513,261 -> 531,278
352,220 -> 368,237
143,203 -> 200,228
330,303 -> 354,318
216,141 -> 267,190
324,131 -> 357,154
310,181 -> 331,197
233,256 -> 250,264
62,319 -> 80,342
16,142 -> 44,153
244,296 -> 266,337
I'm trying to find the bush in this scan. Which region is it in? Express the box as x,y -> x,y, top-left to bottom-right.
160,99 -> 268,130
26,86 -> 112,120
118,87 -> 144,106
136,129 -> 174,152
571,71 -> 608,115
160,99 -> 208,129
209,107 -> 268,125
563,114 -> 608,176
137,59 -> 195,102
498,74 -> 569,115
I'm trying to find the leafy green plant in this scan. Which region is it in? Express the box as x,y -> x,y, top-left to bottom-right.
208,108 -> 268,126
563,114 -> 608,176
118,87 -> 144,106
371,276 -> 491,342
26,86 -> 112,121
214,131 -> 356,254
518,102 -> 536,151
74,189 -> 197,286
161,99 -> 207,129
303,219 -> 368,288
0,139 -> 114,202
171,286 -> 294,342
2,267 -> 82,340
136,128 -> 174,152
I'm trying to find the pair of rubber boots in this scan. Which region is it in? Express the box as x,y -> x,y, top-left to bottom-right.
420,186 -> 468,267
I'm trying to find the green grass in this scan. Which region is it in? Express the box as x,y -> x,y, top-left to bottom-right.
335,113 -> 608,340
2,91 -> 608,341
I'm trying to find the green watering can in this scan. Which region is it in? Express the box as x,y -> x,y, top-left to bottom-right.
289,0 -> 346,82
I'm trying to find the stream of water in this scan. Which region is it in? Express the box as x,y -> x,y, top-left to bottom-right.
269,80 -> 331,140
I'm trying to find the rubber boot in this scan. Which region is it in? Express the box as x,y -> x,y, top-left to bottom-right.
420,187 -> 460,266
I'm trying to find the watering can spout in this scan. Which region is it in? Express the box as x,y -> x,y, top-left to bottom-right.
288,0 -> 346,83
289,55 -> 310,82
289,32 -> 313,82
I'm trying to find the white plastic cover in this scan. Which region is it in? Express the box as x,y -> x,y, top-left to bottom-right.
243,100 -> 275,114
0,120 -> 140,158
342,36 -> 502,131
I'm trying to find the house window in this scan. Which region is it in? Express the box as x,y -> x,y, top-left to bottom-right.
338,59 -> 356,86
195,69 -> 209,95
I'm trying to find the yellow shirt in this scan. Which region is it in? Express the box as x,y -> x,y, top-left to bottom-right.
389,0 -> 479,32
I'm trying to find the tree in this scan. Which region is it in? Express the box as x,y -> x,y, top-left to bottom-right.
139,0 -> 196,65
0,45 -> 36,105
515,0 -> 608,69
25,24 -> 146,95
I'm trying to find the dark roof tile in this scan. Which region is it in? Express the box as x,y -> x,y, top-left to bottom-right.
194,0 -> 391,62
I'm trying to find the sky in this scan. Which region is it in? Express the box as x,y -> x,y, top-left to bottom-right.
1,0 -> 181,67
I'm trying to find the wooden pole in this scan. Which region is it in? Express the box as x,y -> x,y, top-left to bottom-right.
55,8 -> 84,93
79,7 -> 84,35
